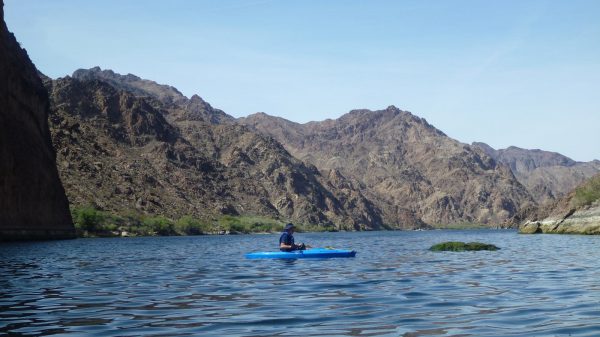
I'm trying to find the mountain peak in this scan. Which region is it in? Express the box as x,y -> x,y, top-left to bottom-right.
71,67 -> 186,105
190,94 -> 205,102
239,104 -> 534,226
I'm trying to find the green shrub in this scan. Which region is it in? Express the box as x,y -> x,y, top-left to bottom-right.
217,215 -> 283,233
175,216 -> 211,235
572,175 -> 600,208
71,206 -> 125,236
72,206 -> 105,232
229,222 -> 249,234
142,216 -> 176,236
430,241 -> 499,252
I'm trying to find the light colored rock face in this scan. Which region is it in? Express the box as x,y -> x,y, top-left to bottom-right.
0,1 -> 74,240
241,107 -> 535,226
519,174 -> 600,235
520,204 -> 600,235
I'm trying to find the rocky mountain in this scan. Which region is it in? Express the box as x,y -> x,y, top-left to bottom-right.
473,143 -> 600,204
519,173 -> 600,234
240,107 -> 535,226
72,67 -> 235,125
0,0 -> 74,241
46,70 -> 385,230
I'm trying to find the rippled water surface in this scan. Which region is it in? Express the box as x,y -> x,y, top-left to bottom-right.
2,230 -> 600,336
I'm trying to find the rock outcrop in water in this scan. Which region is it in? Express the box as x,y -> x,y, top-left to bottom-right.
473,142 -> 600,204
240,107 -> 535,226
46,69 -> 386,230
0,0 -> 74,240
519,173 -> 600,234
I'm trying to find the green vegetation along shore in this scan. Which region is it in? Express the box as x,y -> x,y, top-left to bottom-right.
71,206 -> 336,237
71,207 -> 512,238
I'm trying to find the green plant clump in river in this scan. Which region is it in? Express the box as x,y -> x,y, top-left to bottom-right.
429,241 -> 500,252
571,174 -> 600,208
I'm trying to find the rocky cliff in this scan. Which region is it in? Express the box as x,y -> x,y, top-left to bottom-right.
519,173 -> 600,234
0,1 -> 74,241
72,67 -> 235,125
46,70 -> 386,230
240,107 -> 534,226
473,143 -> 600,204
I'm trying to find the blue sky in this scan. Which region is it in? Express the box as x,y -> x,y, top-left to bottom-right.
5,0 -> 600,161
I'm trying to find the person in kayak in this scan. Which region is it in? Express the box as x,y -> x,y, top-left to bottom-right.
279,223 -> 307,251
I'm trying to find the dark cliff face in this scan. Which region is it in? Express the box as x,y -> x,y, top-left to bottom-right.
46,71 -> 386,230
241,106 -> 535,226
0,1 -> 74,240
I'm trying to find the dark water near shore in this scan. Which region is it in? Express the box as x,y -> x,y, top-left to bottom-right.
2,230 -> 600,336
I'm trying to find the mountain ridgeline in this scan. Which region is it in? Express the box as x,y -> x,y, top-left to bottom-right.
47,68 -> 384,230
45,67 -> 599,230
240,108 -> 535,226
473,142 -> 600,204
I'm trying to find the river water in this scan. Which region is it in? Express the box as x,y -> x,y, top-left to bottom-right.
1,230 -> 600,336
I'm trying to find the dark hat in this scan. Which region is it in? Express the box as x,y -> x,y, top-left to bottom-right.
284,223 -> 295,231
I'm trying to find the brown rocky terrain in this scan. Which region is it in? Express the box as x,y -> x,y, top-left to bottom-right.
519,173 -> 600,234
49,67 -> 597,231
46,71 -> 386,230
72,67 -> 235,125
0,0 -> 74,241
240,107 -> 535,226
473,142 -> 600,204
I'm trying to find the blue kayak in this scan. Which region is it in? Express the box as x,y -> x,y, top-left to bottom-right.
245,248 -> 356,259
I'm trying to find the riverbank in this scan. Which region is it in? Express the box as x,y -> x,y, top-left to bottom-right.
71,206 -> 337,238
71,207 -> 505,238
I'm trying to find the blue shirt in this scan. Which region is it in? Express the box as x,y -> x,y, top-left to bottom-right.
279,232 -> 294,251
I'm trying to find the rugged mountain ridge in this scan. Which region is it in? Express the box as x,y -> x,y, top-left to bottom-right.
473,142 -> 600,204
47,69 -> 386,230
72,67 -> 235,125
0,0 -> 74,240
240,107 -> 535,226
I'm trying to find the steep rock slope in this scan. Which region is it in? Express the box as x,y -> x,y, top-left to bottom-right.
0,1 -> 73,240
46,74 -> 384,230
474,143 -> 600,204
519,173 -> 600,234
240,107 -> 534,226
72,67 -> 234,125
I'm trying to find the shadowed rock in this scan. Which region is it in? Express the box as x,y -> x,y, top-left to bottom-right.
0,0 -> 74,241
